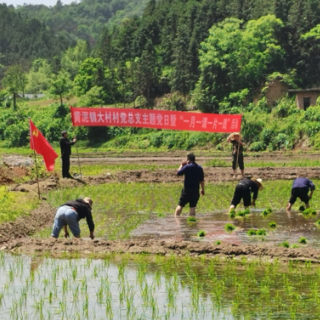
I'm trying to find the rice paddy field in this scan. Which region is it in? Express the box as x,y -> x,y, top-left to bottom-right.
2,252 -> 320,319
2,155 -> 320,319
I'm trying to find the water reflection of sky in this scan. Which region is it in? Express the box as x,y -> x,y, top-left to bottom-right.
131,210 -> 320,247
0,253 -> 236,320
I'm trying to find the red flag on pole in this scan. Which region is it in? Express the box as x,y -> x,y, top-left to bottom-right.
29,119 -> 58,171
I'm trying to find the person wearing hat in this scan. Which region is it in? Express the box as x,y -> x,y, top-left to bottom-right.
227,132 -> 245,179
286,177 -> 315,212
51,197 -> 95,239
229,177 -> 264,210
60,130 -> 76,179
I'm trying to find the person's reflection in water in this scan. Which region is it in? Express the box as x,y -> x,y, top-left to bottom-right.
174,216 -> 193,241
30,257 -> 44,275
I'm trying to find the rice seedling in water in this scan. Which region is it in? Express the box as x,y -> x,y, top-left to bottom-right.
262,209 -> 271,218
187,217 -> 197,223
280,241 -> 290,248
256,229 -> 266,236
229,209 -> 236,219
224,223 -> 236,233
237,211 -> 246,217
269,221 -> 277,229
197,230 -> 206,237
247,229 -> 257,236
299,237 -> 307,244
302,208 -> 317,216
157,213 -> 165,218
215,241 -> 221,245
315,220 -> 320,227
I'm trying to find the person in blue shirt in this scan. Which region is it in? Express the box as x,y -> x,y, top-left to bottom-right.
174,153 -> 205,217
286,177 -> 315,212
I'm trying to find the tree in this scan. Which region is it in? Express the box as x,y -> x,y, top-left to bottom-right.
195,15 -> 284,112
61,40 -> 90,79
2,65 -> 27,109
73,57 -> 118,104
25,58 -> 52,93
49,71 -> 71,106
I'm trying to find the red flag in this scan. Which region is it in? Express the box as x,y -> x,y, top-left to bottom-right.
29,119 -> 58,171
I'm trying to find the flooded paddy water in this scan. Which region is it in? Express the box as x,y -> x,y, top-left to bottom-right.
3,179 -> 320,319
132,210 -> 320,247
2,251 -> 320,319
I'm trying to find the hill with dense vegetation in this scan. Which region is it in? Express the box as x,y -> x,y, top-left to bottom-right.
2,0 -> 320,151
16,0 -> 149,44
0,4 -> 74,73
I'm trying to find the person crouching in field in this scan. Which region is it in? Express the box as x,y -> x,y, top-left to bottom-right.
286,177 -> 315,212
229,177 -> 264,211
227,132 -> 245,179
175,153 -> 205,217
51,197 -> 95,239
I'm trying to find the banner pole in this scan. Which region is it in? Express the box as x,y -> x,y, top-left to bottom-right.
33,150 -> 41,200
76,143 -> 82,179
72,127 -> 82,180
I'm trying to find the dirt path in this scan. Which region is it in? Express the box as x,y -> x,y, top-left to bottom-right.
3,238 -> 320,263
0,202 -> 55,245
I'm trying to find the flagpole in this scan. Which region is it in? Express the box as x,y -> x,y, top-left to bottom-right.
33,150 -> 41,200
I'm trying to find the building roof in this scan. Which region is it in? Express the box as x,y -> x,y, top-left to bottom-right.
288,88 -> 320,94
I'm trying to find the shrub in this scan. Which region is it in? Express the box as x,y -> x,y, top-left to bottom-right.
250,141 -> 266,151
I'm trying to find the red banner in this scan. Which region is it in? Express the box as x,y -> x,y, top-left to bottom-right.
70,107 -> 242,133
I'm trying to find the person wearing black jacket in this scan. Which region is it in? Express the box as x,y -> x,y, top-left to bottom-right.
229,178 -> 264,210
51,197 -> 95,239
60,130 -> 76,178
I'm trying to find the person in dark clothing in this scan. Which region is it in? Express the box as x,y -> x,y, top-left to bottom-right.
229,178 -> 264,210
60,130 -> 76,178
286,177 -> 315,212
175,153 -> 205,217
227,132 -> 245,179
51,197 -> 95,239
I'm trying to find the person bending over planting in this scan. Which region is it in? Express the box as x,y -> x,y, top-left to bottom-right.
51,197 -> 95,239
286,177 -> 315,212
229,177 -> 264,210
227,132 -> 245,179
175,153 -> 205,217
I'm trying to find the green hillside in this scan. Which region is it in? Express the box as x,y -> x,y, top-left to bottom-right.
2,0 -> 320,151
16,0 -> 149,43
0,4 -> 74,71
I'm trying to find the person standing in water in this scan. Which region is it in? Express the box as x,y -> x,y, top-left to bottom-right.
174,153 -> 205,217
227,132 -> 245,179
